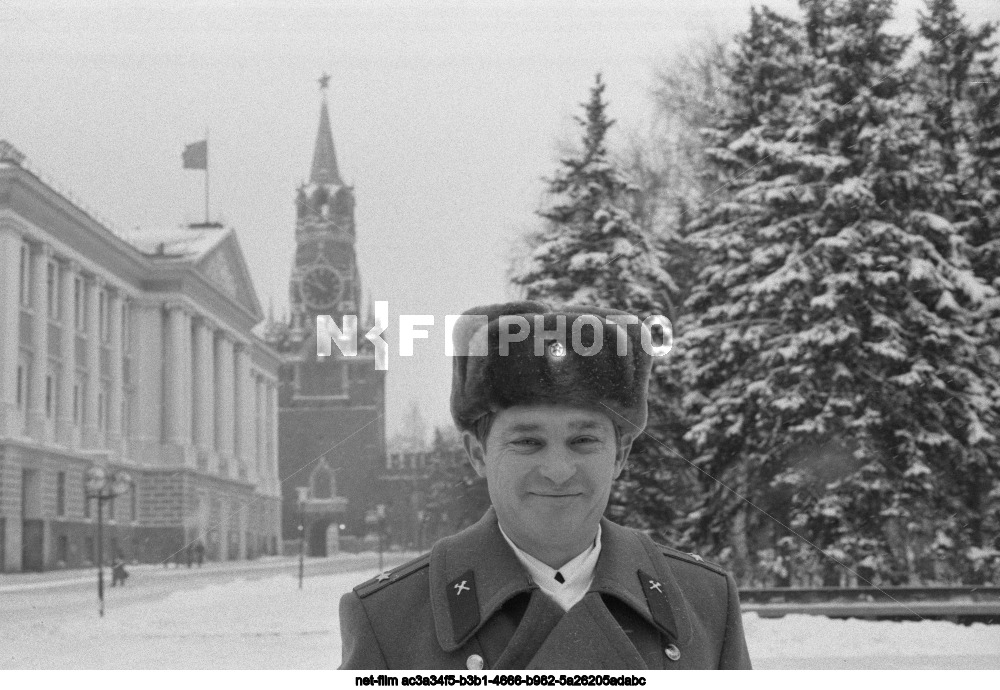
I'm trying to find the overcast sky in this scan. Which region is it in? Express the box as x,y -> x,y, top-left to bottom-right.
3,0 -> 997,437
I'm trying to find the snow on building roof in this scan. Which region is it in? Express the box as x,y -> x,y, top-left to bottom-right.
125,223 -> 229,261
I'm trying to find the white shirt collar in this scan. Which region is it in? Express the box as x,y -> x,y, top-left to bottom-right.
498,523 -> 602,612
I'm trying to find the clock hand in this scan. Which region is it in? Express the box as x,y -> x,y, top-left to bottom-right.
305,276 -> 326,292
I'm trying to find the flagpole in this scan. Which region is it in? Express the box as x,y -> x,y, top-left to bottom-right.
204,128 -> 210,224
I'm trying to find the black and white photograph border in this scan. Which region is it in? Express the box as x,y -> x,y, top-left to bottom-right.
2,0 -> 1000,674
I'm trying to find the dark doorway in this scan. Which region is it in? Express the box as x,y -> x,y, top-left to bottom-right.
22,519 -> 44,572
21,469 -> 44,572
307,518 -> 334,557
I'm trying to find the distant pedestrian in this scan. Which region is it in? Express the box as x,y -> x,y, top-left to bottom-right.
111,557 -> 129,587
194,540 -> 205,566
186,543 -> 194,568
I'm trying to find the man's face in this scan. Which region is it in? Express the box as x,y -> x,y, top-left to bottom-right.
463,405 -> 631,565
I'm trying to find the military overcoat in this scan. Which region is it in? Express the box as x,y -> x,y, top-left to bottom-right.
339,508 -> 751,670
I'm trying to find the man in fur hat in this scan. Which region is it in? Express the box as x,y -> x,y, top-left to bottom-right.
339,302 -> 751,670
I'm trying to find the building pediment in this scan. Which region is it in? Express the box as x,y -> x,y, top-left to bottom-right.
195,233 -> 263,321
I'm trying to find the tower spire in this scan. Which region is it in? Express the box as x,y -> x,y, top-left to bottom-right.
311,74 -> 343,186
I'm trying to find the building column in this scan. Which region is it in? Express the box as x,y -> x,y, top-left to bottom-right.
26,243 -> 51,441
107,290 -> 124,454
233,343 -> 253,483
55,260 -> 78,447
268,380 -> 279,496
237,502 -> 248,560
0,226 -> 23,437
215,333 -> 235,476
255,375 -> 265,487
81,276 -> 103,448
192,317 -> 216,471
164,303 -> 193,464
132,302 -> 162,464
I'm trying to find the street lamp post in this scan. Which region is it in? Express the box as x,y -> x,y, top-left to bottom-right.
296,487 -> 308,590
84,465 -> 132,617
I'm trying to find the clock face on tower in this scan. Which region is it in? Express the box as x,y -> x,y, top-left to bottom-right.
298,265 -> 343,312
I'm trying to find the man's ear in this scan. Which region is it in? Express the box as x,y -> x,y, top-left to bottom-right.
613,434 -> 635,480
462,431 -> 488,478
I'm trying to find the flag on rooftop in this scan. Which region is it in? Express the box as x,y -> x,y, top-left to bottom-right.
182,140 -> 207,170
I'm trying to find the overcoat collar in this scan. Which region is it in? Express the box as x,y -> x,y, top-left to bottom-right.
429,508 -> 692,652
430,507 -> 537,652
591,517 -> 693,645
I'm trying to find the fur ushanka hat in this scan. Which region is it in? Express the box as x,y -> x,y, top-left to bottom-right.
450,301 -> 657,438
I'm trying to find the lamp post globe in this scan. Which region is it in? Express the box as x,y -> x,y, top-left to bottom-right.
85,465 -> 108,496
111,471 -> 131,498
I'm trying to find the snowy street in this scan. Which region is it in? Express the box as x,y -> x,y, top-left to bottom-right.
2,554 -> 999,670
0,553 -> 413,669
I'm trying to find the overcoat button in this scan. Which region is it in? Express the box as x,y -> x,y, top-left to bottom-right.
664,644 -> 681,662
466,654 -> 485,670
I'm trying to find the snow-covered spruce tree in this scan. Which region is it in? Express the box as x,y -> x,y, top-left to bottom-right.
915,0 -> 1000,580
513,73 -> 677,314
511,74 -> 685,536
967,58 -> 1000,299
679,0 -> 999,585
676,4 -> 813,582
915,0 -> 999,288
966,55 -> 1000,582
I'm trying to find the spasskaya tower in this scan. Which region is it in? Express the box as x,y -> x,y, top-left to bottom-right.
266,75 -> 386,554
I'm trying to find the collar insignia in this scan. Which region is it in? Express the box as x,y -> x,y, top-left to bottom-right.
638,568 -> 678,643
447,569 -> 480,641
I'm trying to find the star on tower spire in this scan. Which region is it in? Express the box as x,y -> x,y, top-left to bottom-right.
310,74 -> 343,186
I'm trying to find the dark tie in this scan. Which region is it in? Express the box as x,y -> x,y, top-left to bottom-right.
554,572 -> 565,584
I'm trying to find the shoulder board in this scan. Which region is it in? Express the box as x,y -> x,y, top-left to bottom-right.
657,544 -> 728,577
354,552 -> 431,599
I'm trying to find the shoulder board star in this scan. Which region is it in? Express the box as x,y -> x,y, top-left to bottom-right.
657,544 -> 728,576
355,553 -> 430,599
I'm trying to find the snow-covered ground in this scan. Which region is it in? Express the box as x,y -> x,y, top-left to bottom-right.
3,564 -> 999,669
746,612 -> 1000,669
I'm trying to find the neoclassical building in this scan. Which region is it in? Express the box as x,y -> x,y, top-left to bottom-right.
0,141 -> 282,572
